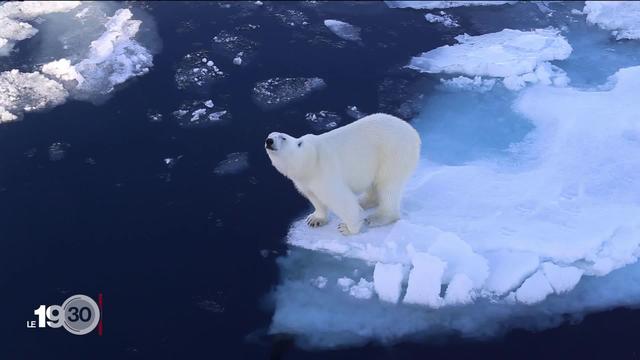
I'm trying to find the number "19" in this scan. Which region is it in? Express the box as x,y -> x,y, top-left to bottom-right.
33,305 -> 91,328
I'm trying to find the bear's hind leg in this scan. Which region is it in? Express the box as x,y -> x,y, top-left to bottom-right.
366,179 -> 404,227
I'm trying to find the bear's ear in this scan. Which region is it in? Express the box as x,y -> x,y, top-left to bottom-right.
297,141 -> 302,147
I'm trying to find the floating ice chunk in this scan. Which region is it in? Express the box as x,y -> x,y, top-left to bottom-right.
345,105 -> 367,119
583,1 -> 640,40
424,12 -> 459,28
373,263 -> 404,304
305,111 -> 341,131
175,51 -> 225,89
408,29 -> 572,90
233,52 -> 243,65
444,274 -> 474,305
403,252 -> 445,308
173,100 -> 230,128
310,276 -> 328,289
515,270 -> 554,304
348,279 -> 374,299
213,152 -> 249,176
74,8 -> 153,95
440,76 -> 495,92
41,59 -> 81,82
424,232 -> 489,288
252,77 -> 326,110
0,70 -> 68,122
337,277 -> 355,292
190,108 -> 207,122
385,1 -> 515,10
324,20 -> 361,42
541,262 -> 583,294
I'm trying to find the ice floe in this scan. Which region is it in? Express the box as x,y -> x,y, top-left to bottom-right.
175,51 -> 225,90
272,64 -> 640,347
323,20 -> 361,42
0,70 -> 68,122
409,29 -> 572,90
583,1 -> 640,40
252,77 -> 326,110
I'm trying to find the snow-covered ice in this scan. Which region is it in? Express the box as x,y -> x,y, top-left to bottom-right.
272,48 -> 640,348
0,70 -> 68,122
324,20 -> 361,42
583,1 -> 640,40
409,29 -> 572,91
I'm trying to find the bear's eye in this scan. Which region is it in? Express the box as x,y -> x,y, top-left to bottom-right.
298,141 -> 302,147
281,136 -> 286,141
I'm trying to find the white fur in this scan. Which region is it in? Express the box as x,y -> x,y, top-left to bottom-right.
266,113 -> 421,235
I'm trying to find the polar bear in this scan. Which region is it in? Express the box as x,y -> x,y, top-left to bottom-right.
265,113 -> 421,235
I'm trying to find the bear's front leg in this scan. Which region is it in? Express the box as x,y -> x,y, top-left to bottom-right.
300,188 -> 329,228
314,180 -> 362,236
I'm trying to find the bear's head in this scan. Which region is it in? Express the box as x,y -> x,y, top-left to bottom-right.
265,132 -> 317,180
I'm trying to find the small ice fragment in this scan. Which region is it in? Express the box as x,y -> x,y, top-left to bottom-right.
204,100 -> 214,108
348,278 -> 374,299
190,108 -> 207,122
310,276 -> 328,289
373,262 -> 404,304
259,249 -> 269,258
206,60 -> 214,66
337,277 -> 355,292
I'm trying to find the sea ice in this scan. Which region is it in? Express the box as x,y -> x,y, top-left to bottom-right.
252,77 -> 326,110
173,100 -> 230,128
213,152 -> 249,176
583,1 -> 640,40
424,12 -> 459,28
305,111 -> 342,131
175,51 -> 225,89
0,70 -> 68,122
408,29 -> 572,90
373,263 -> 404,304
403,253 -> 445,307
323,20 -> 361,42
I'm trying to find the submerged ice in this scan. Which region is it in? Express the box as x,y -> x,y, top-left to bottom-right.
271,2 -> 640,346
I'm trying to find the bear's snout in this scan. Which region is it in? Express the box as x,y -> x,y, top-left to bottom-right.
265,137 -> 275,150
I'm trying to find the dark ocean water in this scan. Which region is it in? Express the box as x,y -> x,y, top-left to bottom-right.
1,1 -> 640,359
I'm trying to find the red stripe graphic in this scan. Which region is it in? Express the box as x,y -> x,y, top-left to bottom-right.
98,293 -> 103,336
